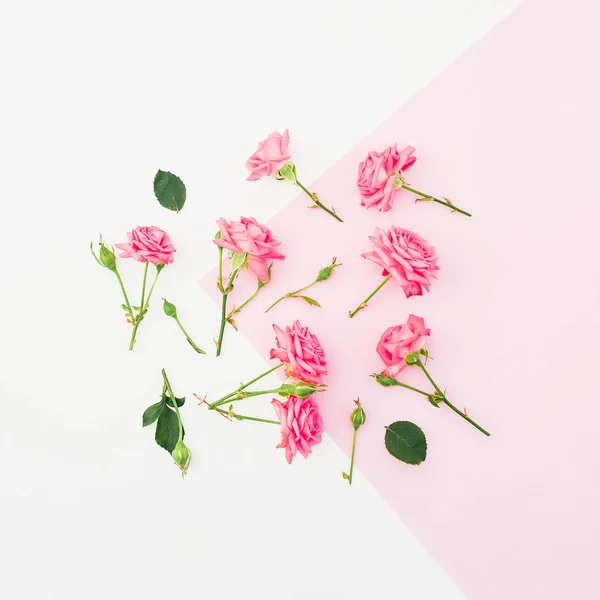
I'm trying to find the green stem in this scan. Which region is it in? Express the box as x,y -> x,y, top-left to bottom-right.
349,275 -> 392,318
402,184 -> 472,217
228,278 -> 270,320
216,291 -> 229,357
265,281 -> 316,313
348,428 -> 357,485
129,266 -> 162,351
208,363 -> 284,408
162,369 -> 183,442
175,316 -> 206,354
296,179 -> 343,222
416,359 -> 490,436
216,263 -> 243,356
139,262 -> 149,314
389,380 -> 431,397
214,407 -> 280,425
211,388 -> 283,409
113,268 -> 134,315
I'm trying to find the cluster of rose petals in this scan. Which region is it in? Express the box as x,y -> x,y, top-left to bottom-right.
377,315 -> 431,378
357,144 -> 416,212
245,130 -> 292,181
115,226 -> 176,266
362,226 -> 438,298
271,395 -> 324,464
213,217 -> 285,283
270,320 -> 328,385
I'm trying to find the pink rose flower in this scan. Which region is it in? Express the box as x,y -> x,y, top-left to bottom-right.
115,226 -> 176,266
271,396 -> 324,464
270,320 -> 328,385
213,217 -> 285,283
377,315 -> 431,378
357,144 -> 416,212
245,130 -> 292,181
362,226 -> 438,298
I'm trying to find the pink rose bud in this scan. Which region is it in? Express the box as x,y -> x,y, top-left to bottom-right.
362,226 -> 439,298
245,130 -> 292,181
270,320 -> 328,385
115,226 -> 176,266
357,144 -> 416,212
213,217 -> 285,283
377,315 -> 431,378
271,396 -> 324,464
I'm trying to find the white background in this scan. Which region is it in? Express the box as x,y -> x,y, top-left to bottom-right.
0,1 -> 520,598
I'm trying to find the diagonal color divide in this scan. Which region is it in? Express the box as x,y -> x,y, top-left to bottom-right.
202,1 -> 600,597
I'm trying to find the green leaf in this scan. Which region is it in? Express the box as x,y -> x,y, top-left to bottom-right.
384,421 -> 427,465
293,295 -> 321,307
142,400 -> 165,427
154,169 -> 186,212
155,407 -> 180,452
164,394 -> 185,408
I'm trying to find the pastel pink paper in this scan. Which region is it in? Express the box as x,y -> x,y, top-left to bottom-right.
201,1 -> 600,597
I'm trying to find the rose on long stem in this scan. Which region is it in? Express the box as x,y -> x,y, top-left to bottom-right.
266,258 -> 342,313
348,275 -> 392,318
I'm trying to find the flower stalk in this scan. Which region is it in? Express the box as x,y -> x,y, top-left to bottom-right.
348,275 -> 392,318
342,399 -> 366,485
266,257 -> 342,313
277,162 -> 343,222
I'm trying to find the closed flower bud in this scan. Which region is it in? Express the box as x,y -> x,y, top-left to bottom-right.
99,244 -> 117,270
315,257 -> 342,282
351,399 -> 366,430
172,441 -> 191,475
163,298 -> 177,318
279,382 -> 322,398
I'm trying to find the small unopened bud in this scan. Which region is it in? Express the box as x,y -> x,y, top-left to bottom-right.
279,382 -> 322,398
172,441 -> 191,476
163,298 -> 177,318
275,161 -> 297,182
99,244 -> 117,270
316,257 -> 342,282
405,351 -> 420,365
351,399 -> 366,430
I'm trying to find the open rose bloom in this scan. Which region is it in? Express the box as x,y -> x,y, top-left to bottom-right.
357,144 -> 416,212
271,395 -> 324,464
115,226 -> 176,265
213,217 -> 285,283
362,226 -> 438,298
270,320 -> 328,385
245,130 -> 292,181
377,315 -> 431,378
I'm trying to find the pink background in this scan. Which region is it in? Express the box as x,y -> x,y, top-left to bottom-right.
203,0 -> 600,597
